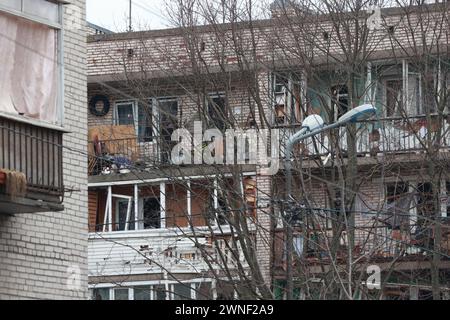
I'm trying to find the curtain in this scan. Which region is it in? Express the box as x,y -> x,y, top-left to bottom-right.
0,13 -> 58,124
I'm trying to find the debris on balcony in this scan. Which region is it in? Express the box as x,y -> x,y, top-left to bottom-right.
0,169 -> 27,199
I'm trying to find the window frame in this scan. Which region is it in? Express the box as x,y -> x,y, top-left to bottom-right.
0,0 -> 65,127
207,92 -> 227,131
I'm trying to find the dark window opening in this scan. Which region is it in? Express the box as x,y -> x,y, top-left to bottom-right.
208,96 -> 227,131
116,103 -> 134,125
385,79 -> 403,117
159,99 -> 178,163
138,102 -> 153,142
143,197 -> 161,229
331,85 -> 349,121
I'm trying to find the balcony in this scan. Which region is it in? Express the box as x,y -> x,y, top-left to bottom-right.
279,115 -> 450,160
88,135 -> 177,176
0,117 -> 64,213
273,217 -> 450,277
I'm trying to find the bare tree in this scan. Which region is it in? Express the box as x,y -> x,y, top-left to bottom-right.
87,0 -> 450,300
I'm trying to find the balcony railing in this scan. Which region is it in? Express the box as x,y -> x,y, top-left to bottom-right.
88,136 -> 175,176
279,115 -> 450,159
0,117 -> 63,196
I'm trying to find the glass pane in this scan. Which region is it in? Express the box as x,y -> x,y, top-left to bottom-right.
117,104 -> 135,125
173,284 -> 192,300
154,285 -> 166,300
138,103 -> 152,142
114,288 -> 129,300
92,288 -> 110,300
134,286 -> 151,300
116,200 -> 135,231
23,0 -> 59,23
1,0 -> 21,10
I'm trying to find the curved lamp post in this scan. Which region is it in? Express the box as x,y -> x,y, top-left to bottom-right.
284,104 -> 376,300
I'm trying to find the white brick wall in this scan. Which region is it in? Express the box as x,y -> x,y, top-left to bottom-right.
0,0 -> 88,300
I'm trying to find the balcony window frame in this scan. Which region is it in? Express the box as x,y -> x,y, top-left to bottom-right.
114,100 -> 155,143
0,0 -> 65,127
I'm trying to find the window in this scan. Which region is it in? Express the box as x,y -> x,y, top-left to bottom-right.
272,73 -> 303,125
196,282 -> 213,300
159,98 -> 178,163
173,284 -> 192,300
1,1 -> 61,25
142,197 -> 161,229
274,76 -> 288,124
115,101 -> 153,143
134,286 -> 151,300
0,0 -> 63,125
386,182 -> 409,204
114,288 -> 129,300
377,62 -> 423,117
92,288 -> 110,300
447,182 -> 450,217
115,198 -> 135,231
331,85 -> 349,121
385,182 -> 412,230
385,79 -> 403,117
116,103 -> 134,125
154,285 -> 167,300
208,95 -> 227,131
209,185 -> 231,225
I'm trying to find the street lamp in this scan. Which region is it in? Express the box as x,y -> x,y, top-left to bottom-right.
284,104 -> 376,300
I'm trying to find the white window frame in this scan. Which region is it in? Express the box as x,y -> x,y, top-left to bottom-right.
0,0 -> 65,127
114,98 -> 179,145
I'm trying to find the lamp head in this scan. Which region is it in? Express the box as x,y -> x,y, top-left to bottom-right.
301,114 -> 325,132
338,104 -> 376,124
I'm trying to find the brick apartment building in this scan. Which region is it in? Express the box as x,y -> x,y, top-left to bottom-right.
0,0 -> 88,299
86,2 -> 450,300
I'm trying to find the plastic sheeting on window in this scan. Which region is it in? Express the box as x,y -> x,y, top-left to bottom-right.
0,13 -> 58,124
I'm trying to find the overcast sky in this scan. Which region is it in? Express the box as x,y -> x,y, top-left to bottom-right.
87,0 -> 170,32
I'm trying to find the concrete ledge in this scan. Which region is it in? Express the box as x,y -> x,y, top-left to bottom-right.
0,194 -> 64,214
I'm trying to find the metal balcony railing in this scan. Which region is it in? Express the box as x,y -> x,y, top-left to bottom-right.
88,136 -> 175,176
0,117 -> 64,196
278,115 -> 450,159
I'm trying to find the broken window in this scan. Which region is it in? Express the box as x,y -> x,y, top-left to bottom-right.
208,94 -> 227,131
385,79 -> 403,117
331,85 -> 349,121
272,73 -> 303,125
159,98 -> 178,163
209,181 -> 232,225
384,182 -> 412,230
375,62 -> 423,117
